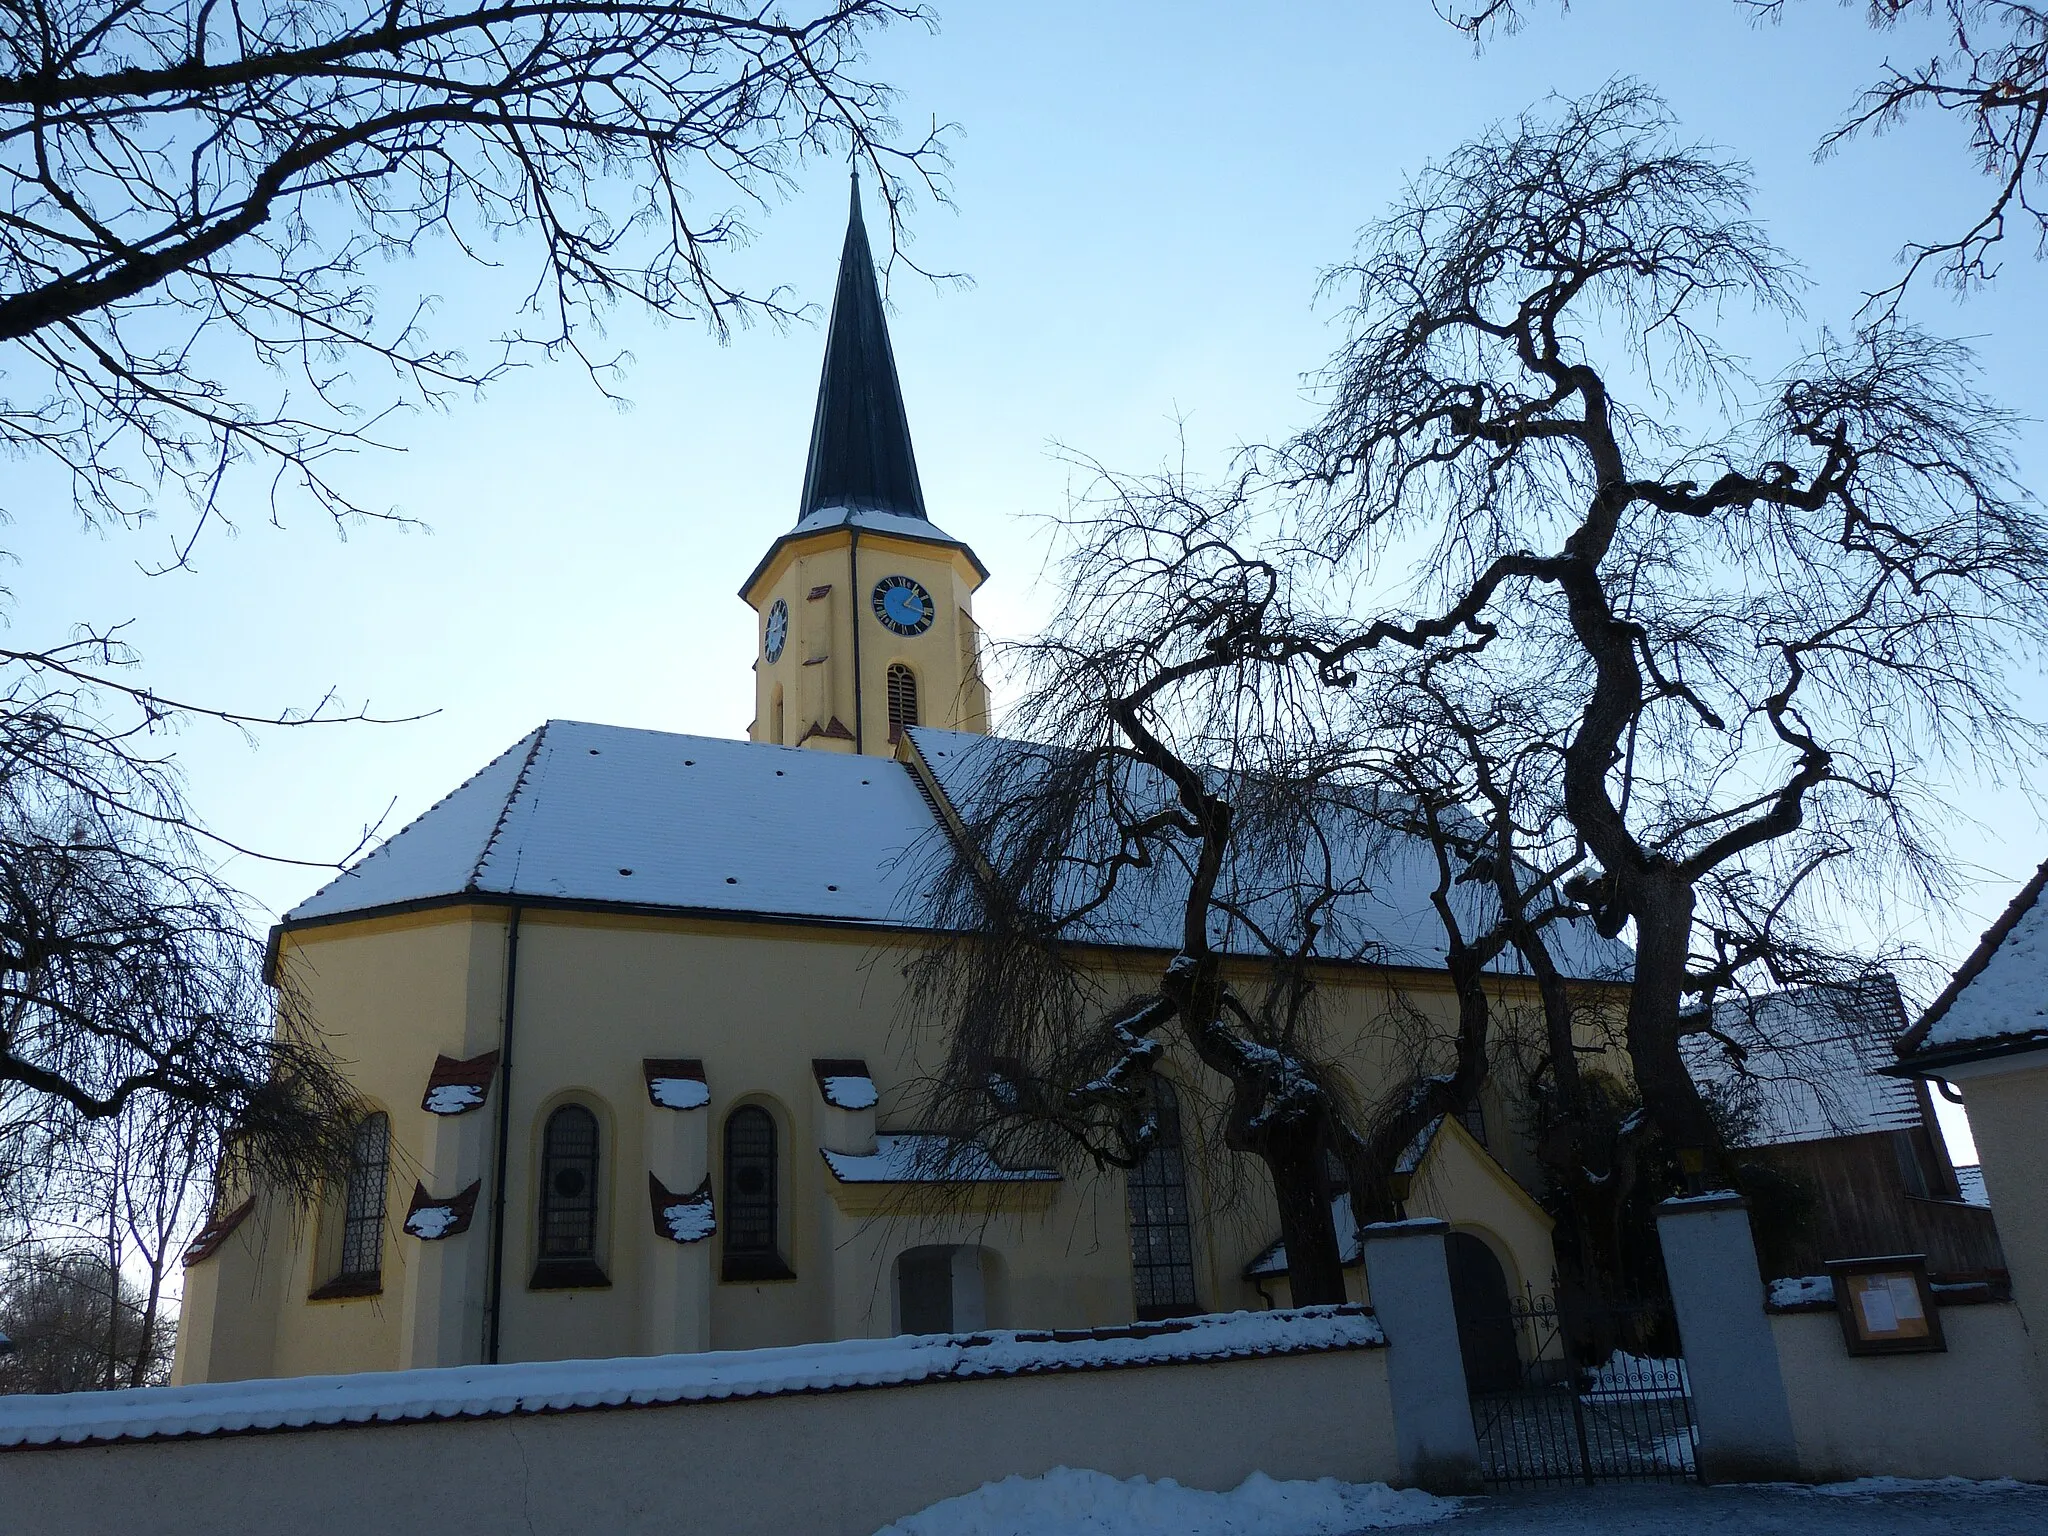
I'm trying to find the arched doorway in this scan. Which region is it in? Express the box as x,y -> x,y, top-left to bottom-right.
1447,1230 -> 1521,1394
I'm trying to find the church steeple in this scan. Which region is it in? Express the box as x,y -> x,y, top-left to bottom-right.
741,177 -> 989,756
796,176 -> 928,522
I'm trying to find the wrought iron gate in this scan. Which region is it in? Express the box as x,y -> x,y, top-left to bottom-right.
1462,1291 -> 1698,1487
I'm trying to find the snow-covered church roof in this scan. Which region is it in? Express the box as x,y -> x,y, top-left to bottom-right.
1898,857 -> 2048,1070
282,722 -> 1633,982
286,720 -> 944,928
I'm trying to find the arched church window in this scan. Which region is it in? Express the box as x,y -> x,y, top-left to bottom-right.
1126,1078 -> 1201,1320
722,1105 -> 794,1281
886,663 -> 919,738
532,1103 -> 609,1289
311,1111 -> 388,1298
341,1112 -> 389,1279
772,685 -> 785,746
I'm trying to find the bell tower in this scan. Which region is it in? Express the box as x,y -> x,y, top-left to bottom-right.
741,176 -> 990,755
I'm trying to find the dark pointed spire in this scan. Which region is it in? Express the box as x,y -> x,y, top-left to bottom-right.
796,175 -> 928,523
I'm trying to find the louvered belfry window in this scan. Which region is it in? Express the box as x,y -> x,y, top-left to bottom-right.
886,663 -> 919,736
1126,1078 -> 1201,1320
339,1112 -> 389,1281
723,1105 -> 792,1280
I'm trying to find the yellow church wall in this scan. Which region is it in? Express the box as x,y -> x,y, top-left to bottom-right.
261,913 -> 507,1379
197,902 -> 1622,1382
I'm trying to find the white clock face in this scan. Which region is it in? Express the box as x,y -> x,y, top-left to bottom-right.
764,599 -> 789,662
872,574 -> 934,637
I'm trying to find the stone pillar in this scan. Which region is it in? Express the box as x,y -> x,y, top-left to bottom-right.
1655,1194 -> 1799,1482
401,1097 -> 496,1369
1360,1217 -> 1483,1492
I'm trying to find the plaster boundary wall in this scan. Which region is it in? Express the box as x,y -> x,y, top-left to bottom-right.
0,1323 -> 1400,1536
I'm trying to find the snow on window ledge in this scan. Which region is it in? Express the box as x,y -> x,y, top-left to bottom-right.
0,1306 -> 1383,1451
822,1135 -> 1057,1185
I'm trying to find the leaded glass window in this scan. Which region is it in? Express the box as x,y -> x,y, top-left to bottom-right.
531,1104 -> 609,1289
338,1112 -> 388,1282
1126,1078 -> 1201,1320
723,1105 -> 793,1281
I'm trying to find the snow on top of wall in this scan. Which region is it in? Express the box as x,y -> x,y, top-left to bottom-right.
422,1083 -> 486,1115
648,1077 -> 710,1111
286,721 -> 945,927
403,1205 -> 462,1240
1768,1275 -> 1836,1310
822,1135 -> 1058,1184
1681,981 -> 1924,1147
820,1074 -> 879,1111
0,1307 -> 1382,1450
1956,1164 -> 1990,1208
905,729 -> 1633,982
1909,859 -> 2048,1057
873,1467 -> 1457,1535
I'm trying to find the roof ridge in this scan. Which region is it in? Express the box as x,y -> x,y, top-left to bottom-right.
1900,854 -> 2048,1059
468,722 -> 552,892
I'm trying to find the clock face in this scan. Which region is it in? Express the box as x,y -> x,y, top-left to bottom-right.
764,598 -> 789,662
872,574 -> 935,637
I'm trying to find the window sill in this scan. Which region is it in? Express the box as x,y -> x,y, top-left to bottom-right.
308,1273 -> 383,1302
721,1252 -> 797,1283
529,1259 -> 612,1291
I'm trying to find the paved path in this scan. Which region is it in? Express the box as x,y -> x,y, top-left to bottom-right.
1429,1480 -> 2048,1534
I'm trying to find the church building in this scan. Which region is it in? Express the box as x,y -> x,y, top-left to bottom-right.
170,185 -> 1626,1386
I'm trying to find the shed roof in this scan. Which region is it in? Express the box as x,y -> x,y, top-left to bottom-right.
1681,980 -> 1924,1146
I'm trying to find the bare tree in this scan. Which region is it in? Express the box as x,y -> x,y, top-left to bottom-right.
0,1244 -> 174,1392
0,654 -> 365,1242
0,0 -> 942,544
1280,81 -> 2048,1177
906,470 -> 1393,1306
905,466 -> 1623,1302
0,0 -> 937,1263
1437,2 -> 2048,308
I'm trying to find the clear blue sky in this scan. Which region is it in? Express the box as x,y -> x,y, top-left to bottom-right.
14,2 -> 2041,1148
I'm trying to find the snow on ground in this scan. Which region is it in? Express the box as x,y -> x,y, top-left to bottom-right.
1439,1480 -> 2048,1535
1805,1477 -> 2040,1498
1579,1351 -> 1688,1400
872,1468 -> 1457,1535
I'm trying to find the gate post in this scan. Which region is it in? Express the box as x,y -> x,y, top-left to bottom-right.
1361,1217 -> 1483,1492
1655,1194 -> 1799,1482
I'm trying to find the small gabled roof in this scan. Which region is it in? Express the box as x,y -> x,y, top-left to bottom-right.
797,176 -> 926,524
1896,857 -> 2048,1070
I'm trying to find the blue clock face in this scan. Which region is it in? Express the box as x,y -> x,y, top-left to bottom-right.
764,599 -> 789,662
872,575 -> 934,637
